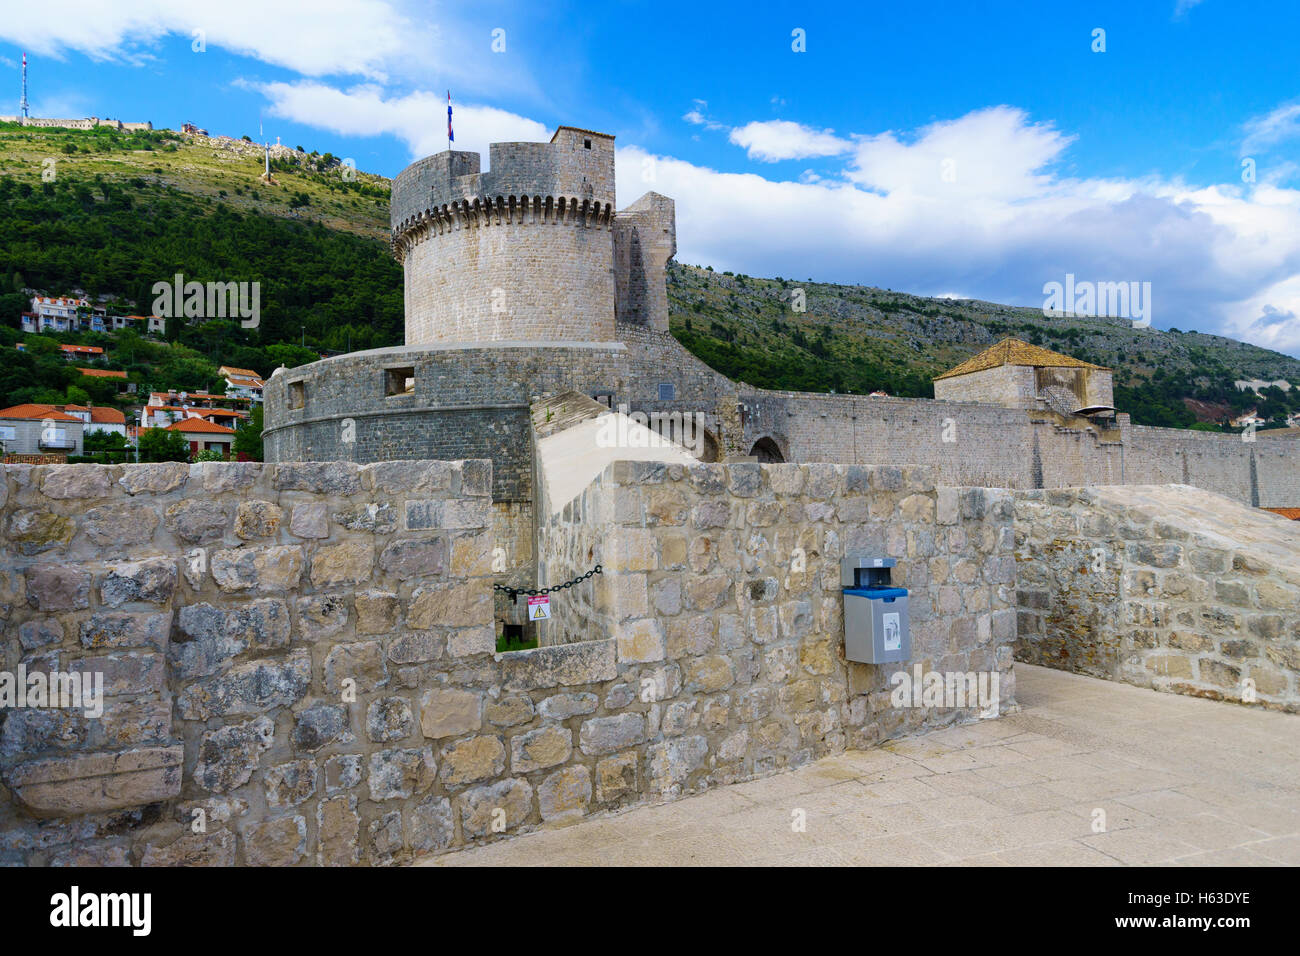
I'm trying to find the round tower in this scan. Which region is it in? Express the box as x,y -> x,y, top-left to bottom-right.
390,126 -> 618,345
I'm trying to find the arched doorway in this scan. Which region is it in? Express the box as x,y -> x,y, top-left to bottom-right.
749,437 -> 785,463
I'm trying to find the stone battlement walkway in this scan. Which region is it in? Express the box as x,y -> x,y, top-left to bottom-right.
416,664 -> 1300,866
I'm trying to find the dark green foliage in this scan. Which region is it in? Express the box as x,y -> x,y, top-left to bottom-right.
0,174 -> 403,396
233,404 -> 264,461
137,427 -> 190,462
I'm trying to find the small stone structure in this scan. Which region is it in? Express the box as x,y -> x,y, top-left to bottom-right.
0,459 -> 1016,865
1014,484 -> 1300,712
933,338 -> 1115,413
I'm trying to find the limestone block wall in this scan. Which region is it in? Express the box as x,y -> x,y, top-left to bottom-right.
539,461 -> 1020,752
614,193 -> 676,332
0,455 -> 1013,868
0,460 -> 496,866
1014,484 -> 1300,712
0,459 -> 1019,865
401,213 -> 617,345
1125,424 -> 1298,509
933,366 -> 1036,408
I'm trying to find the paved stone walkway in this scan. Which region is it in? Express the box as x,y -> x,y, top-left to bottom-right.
418,664 -> 1300,866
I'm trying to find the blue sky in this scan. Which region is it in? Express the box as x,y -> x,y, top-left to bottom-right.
4,0 -> 1300,356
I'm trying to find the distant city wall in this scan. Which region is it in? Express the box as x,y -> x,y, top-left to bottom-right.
1125,423 -> 1298,509
0,117 -> 152,131
264,329 -> 1297,515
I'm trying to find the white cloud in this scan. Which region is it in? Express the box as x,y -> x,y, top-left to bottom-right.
616,106 -> 1300,356
0,0 -> 432,79
846,107 -> 1074,201
1241,102 -> 1300,156
728,120 -> 852,162
252,80 -> 548,162
683,101 -> 727,132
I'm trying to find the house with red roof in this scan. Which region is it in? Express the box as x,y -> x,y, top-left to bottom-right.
16,343 -> 106,362
22,295 -> 88,334
59,403 -> 128,439
0,404 -> 85,457
219,365 -> 265,403
161,417 -> 236,457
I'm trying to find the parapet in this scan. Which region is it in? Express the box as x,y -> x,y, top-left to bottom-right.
391,126 -> 616,242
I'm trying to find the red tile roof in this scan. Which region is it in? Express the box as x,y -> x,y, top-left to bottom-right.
59,344 -> 104,355
162,418 -> 236,435
78,367 -> 128,378
89,407 -> 126,425
1264,508 -> 1300,520
0,403 -> 84,423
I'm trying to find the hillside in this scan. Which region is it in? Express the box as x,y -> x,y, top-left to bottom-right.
2,121 -> 1298,430
666,266 -> 1300,429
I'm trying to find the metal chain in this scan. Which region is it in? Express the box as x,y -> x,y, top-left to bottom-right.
494,564 -> 602,599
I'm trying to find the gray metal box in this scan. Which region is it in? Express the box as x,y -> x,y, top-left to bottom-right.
843,586 -> 910,664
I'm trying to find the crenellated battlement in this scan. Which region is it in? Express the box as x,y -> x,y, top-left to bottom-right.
391,127 -> 616,242
392,194 -> 614,261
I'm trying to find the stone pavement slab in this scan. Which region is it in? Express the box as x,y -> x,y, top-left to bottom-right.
415,664 -> 1300,866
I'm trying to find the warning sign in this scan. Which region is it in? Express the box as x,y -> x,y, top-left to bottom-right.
527,595 -> 551,621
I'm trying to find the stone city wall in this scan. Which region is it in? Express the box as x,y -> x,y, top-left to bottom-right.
264,330 -> 1294,511
1014,484 -> 1300,712
0,459 -> 495,866
1,459 -> 1018,865
537,460 -> 1020,751
1125,424 -> 1298,509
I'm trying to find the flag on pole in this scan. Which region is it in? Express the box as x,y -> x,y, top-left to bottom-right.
447,91 -> 454,145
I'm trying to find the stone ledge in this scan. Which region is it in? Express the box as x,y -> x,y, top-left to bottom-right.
498,639 -> 618,691
5,745 -> 184,817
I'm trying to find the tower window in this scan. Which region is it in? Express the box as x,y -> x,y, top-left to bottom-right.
288,381 -> 305,409
385,366 -> 416,396
584,139 -> 591,149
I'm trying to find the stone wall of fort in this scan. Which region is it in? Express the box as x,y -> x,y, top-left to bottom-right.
0,459 -> 1016,866
265,328 -> 1295,522
1013,485 -> 1300,712
400,211 -> 617,345
0,459 -> 495,865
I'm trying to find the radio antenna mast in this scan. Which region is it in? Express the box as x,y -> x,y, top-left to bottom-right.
20,53 -> 29,121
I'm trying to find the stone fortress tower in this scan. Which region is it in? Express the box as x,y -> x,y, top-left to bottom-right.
264,123 -> 1297,590
390,127 -> 676,344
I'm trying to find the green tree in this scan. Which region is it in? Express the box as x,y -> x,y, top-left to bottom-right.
137,427 -> 190,462
233,404 -> 264,461
85,430 -> 128,452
